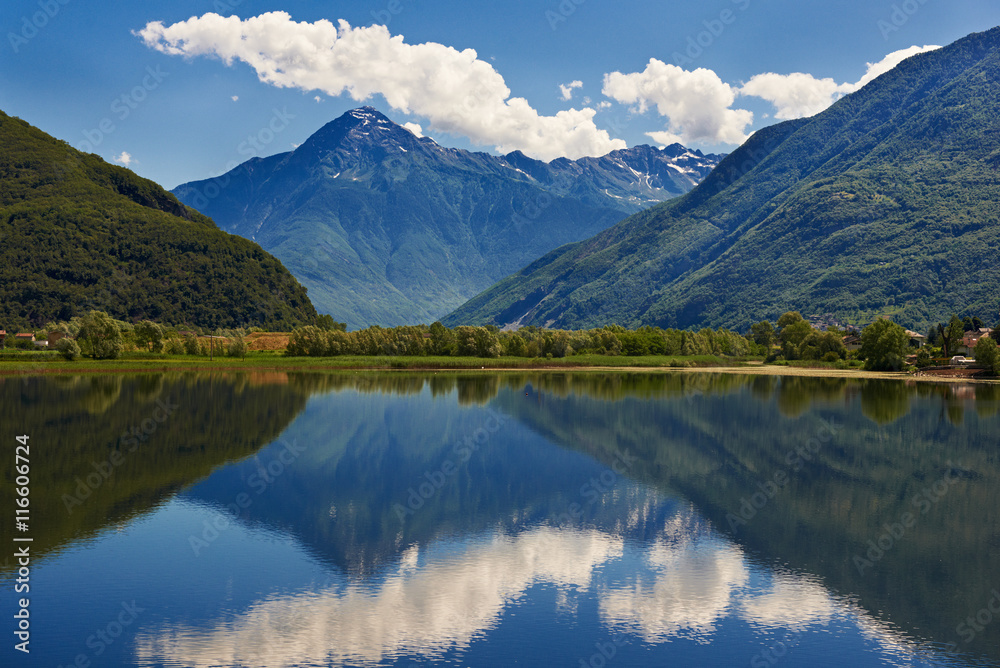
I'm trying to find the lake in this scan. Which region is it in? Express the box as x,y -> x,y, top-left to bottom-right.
1,371 -> 998,667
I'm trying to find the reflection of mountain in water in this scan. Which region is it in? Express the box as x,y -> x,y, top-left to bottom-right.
0,372 -> 339,573
492,373 -> 1000,663
175,372 -> 999,663
179,385 -> 687,576
10,371 -> 998,664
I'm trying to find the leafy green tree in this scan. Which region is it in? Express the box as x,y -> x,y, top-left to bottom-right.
184,333 -> 201,356
858,319 -> 909,371
549,331 -> 573,358
749,321 -> 776,347
799,331 -> 847,361
286,325 -> 328,356
473,327 -> 502,358
78,311 -> 124,360
227,329 -> 249,359
775,312 -> 813,359
780,319 -> 812,346
939,315 -> 965,357
134,320 -> 165,353
428,321 -> 455,356
776,311 -> 804,329
56,337 -> 81,361
973,336 -> 999,375
315,314 -> 347,332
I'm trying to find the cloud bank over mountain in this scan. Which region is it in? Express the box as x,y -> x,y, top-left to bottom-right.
137,12 -> 625,162
138,12 -> 939,157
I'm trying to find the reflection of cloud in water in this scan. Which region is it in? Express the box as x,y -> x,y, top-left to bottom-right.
738,573 -> 835,629
134,527 -> 623,667
599,539 -> 749,641
133,519 -> 954,668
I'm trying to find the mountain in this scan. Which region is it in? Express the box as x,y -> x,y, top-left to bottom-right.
446,28 -> 1000,333
0,111 -> 317,331
172,107 -> 721,328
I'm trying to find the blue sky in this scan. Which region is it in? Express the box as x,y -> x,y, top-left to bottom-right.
2,0 -> 998,189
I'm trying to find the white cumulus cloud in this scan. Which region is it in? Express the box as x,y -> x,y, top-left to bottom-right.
402,122 -> 423,137
114,151 -> 133,167
136,12 -> 625,161
602,58 -> 754,146
559,80 -> 583,101
740,72 -> 853,120
854,44 -> 941,88
741,45 -> 941,120
231,95 -> 239,102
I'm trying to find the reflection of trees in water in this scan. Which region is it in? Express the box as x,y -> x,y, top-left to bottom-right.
859,380 -> 912,425
749,375 -> 778,401
973,383 -> 1000,418
26,369 -> 995,429
776,377 -> 850,418
0,371 -> 328,575
80,375 -> 124,414
498,375 -> 1000,662
269,372 -> 1000,430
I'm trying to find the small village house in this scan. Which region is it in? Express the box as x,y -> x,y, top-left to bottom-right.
904,330 -> 927,347
957,328 -> 993,356
842,334 -> 862,351
47,331 -> 65,349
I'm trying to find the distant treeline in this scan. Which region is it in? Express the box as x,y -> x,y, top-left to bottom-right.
286,322 -> 757,359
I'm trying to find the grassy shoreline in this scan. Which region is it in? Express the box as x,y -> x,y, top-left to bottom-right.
0,352 -> 735,374
0,351 -> 996,384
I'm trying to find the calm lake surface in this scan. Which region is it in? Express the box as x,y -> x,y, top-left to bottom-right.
1,371 -> 998,667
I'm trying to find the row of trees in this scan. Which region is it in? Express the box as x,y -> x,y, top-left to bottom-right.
286,322 -> 757,359
16,309 -> 999,375
748,312 -> 848,363
25,311 -> 251,360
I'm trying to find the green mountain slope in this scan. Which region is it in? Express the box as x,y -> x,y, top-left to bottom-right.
173,108 -> 721,329
0,111 -> 317,330
446,27 -> 1000,332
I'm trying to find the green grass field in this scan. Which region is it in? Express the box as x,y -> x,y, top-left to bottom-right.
0,350 -> 745,374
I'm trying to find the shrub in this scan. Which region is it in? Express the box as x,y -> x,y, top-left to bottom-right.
56,338 -> 81,361
165,337 -> 185,355
974,336 -> 999,375
227,330 -> 248,359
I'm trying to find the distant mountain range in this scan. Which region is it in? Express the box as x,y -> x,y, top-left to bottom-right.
446,27 -> 1000,333
0,111 -> 316,331
173,108 -> 722,328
